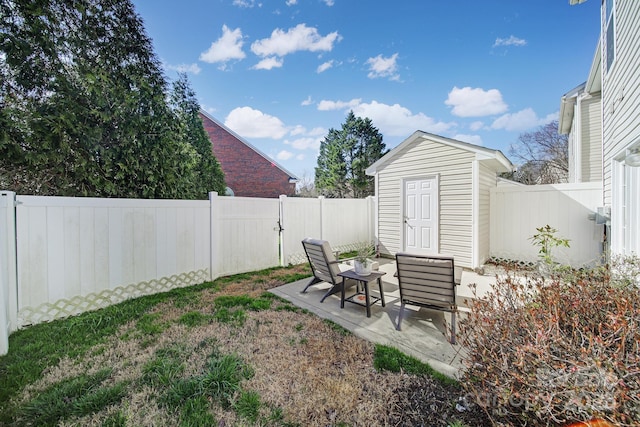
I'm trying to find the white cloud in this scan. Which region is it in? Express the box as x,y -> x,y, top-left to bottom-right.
277,150 -> 294,160
490,108 -> 553,131
286,0 -> 297,4
366,53 -> 399,80
445,86 -> 508,117
225,106 -> 288,139
251,24 -> 341,58
290,125 -> 306,136
323,0 -> 334,5
283,125 -> 326,154
285,137 -> 322,151
470,121 -> 484,131
307,127 -> 326,136
317,60 -> 334,73
352,101 -> 454,137
301,96 -> 313,106
317,98 -> 454,136
317,98 -> 361,111
199,25 -> 246,66
252,56 -> 284,70
296,154 -> 305,160
233,0 -> 261,7
493,35 -> 527,48
453,134 -> 483,146
541,111 -> 559,123
284,126 -> 326,150
202,104 -> 217,115
165,62 -> 201,75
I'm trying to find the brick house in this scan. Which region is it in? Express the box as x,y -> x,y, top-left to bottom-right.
199,110 -> 298,198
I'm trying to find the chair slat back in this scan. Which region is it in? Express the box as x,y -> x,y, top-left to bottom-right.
302,238 -> 340,284
395,253 -> 456,309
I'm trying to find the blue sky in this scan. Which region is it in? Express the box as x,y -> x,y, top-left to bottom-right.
131,0 -> 601,181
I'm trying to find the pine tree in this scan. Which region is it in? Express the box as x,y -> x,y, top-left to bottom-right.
170,73 -> 226,198
315,111 -> 387,198
0,0 -> 209,198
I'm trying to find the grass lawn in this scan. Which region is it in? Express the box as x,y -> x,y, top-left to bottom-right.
0,263 -> 488,426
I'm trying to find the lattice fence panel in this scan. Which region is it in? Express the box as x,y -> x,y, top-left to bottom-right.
18,269 -> 209,327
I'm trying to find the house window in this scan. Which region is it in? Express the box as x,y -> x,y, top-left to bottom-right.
614,161 -> 640,255
603,0 -> 615,73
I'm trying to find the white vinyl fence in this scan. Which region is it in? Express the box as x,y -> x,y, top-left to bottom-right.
280,196 -> 376,265
0,191 -> 375,355
490,182 -> 604,267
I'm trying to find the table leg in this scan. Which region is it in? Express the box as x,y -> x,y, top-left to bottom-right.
364,280 -> 371,317
340,277 -> 346,309
378,277 -> 386,307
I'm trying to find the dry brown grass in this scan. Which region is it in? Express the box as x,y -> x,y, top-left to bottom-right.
9,265 -> 486,426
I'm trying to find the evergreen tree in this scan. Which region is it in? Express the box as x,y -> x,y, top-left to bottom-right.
0,0 -> 211,198
170,73 -> 225,198
315,111 -> 387,198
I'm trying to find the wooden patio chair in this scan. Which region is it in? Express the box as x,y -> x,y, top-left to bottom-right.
301,238 -> 355,302
395,252 -> 458,344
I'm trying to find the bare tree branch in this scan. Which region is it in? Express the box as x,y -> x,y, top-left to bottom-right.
508,120 -> 568,184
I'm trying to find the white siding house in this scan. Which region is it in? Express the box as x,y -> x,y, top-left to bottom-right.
600,1 -> 640,255
559,79 -> 603,184
573,0 -> 640,256
365,131 -> 513,269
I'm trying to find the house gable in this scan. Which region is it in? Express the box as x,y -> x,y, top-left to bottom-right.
199,110 -> 298,198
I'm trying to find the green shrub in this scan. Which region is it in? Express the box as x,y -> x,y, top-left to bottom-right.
459,258 -> 640,425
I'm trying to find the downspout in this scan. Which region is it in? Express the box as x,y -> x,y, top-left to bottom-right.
575,93 -> 584,183
471,160 -> 479,268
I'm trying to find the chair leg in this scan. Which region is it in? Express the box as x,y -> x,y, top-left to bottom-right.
450,311 -> 457,345
396,302 -> 405,331
378,278 -> 385,307
320,283 -> 341,303
302,277 -> 321,293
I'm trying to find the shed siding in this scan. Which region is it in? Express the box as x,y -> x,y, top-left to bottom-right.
477,163 -> 496,266
376,139 -> 474,268
581,95 -> 603,183
602,2 -> 640,205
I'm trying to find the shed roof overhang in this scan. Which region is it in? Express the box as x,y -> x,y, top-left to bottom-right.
365,131 -> 515,176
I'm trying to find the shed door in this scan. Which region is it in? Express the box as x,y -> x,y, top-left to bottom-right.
404,177 -> 438,254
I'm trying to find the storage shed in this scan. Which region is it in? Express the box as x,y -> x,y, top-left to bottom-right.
365,131 -> 514,269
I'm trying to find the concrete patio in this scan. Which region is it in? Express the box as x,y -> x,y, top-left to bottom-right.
270,257 -> 498,379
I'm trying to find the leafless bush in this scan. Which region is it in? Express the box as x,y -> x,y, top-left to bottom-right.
459,259 -> 640,426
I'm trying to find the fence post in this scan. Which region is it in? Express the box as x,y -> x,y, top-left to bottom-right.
0,191 -> 18,355
208,192 -> 218,281
318,196 -> 325,240
278,195 -> 286,267
366,195 -> 376,245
